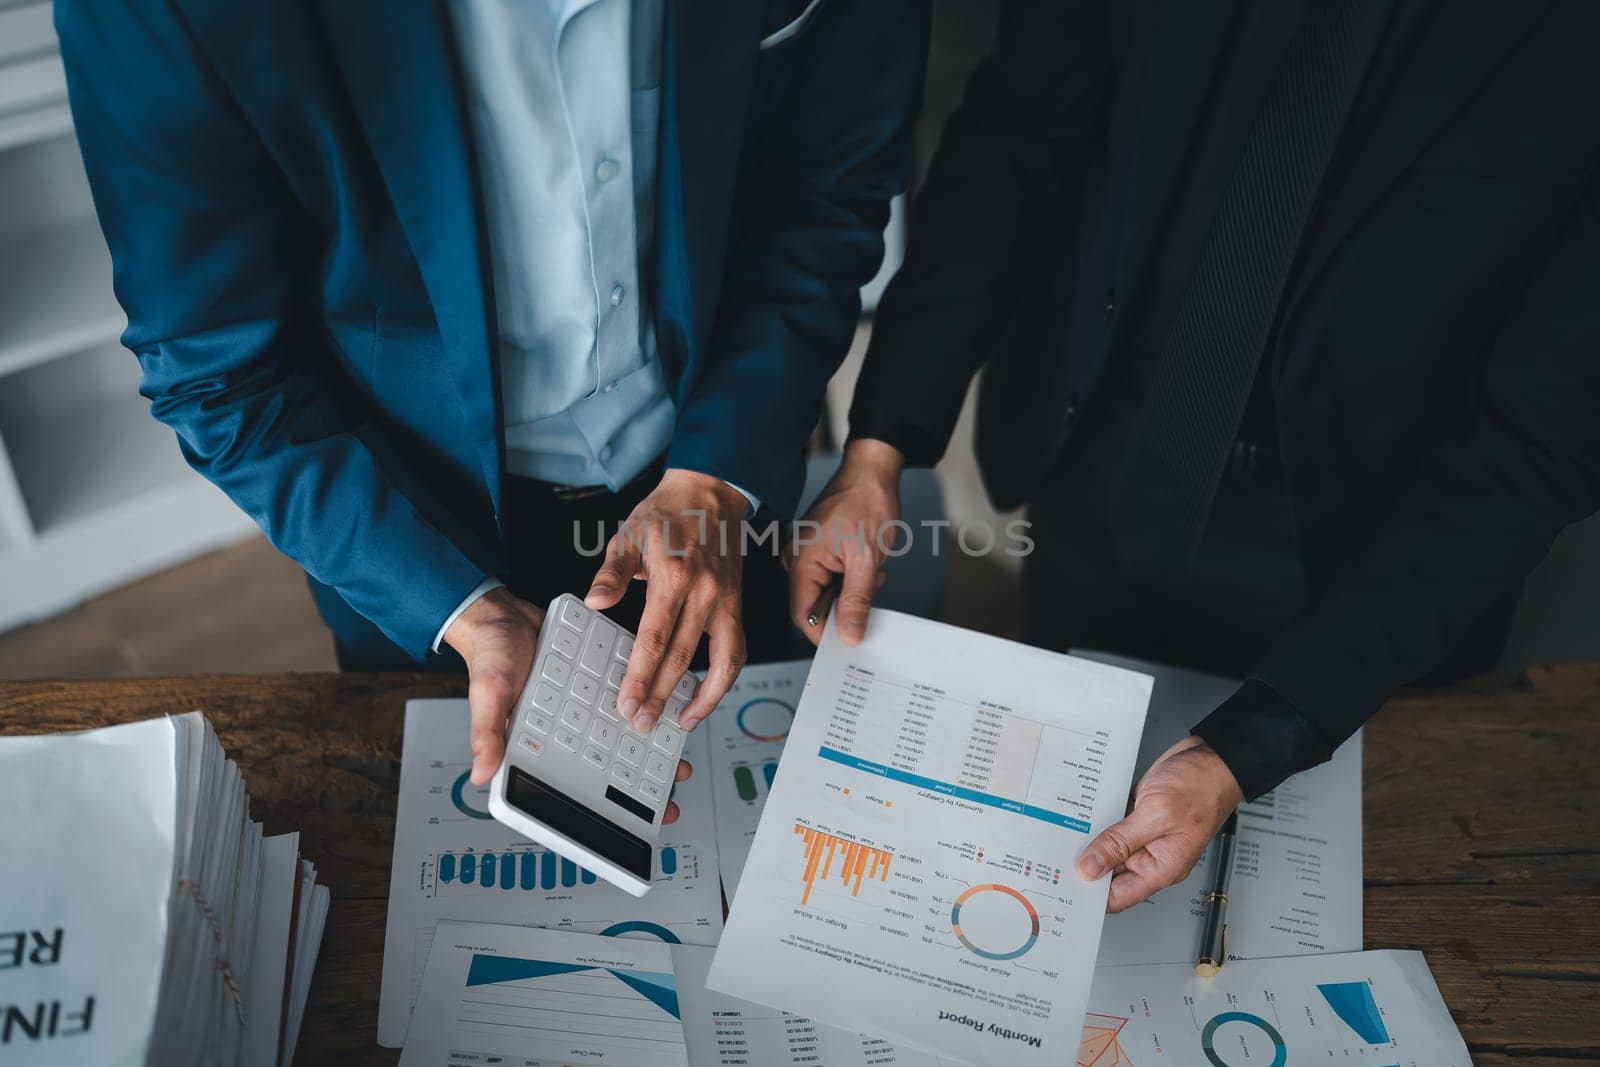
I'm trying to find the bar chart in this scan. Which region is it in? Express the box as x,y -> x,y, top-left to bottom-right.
731,759 -> 779,801
791,823 -> 893,907
430,844 -> 681,894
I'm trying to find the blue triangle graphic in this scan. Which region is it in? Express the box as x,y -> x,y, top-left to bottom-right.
608,968 -> 680,1019
465,954 -> 595,988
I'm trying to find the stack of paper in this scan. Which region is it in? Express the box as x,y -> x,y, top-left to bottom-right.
0,712 -> 329,1067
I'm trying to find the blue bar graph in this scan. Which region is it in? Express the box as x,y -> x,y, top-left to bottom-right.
541,850 -> 558,890
435,849 -> 602,893
520,851 -> 537,890
660,846 -> 678,876
762,760 -> 778,788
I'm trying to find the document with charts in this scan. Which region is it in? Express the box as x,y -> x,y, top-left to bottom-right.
399,921 -> 689,1066
707,611 -> 1151,1067
705,658 -> 812,901
1082,652 -> 1363,966
1081,949 -> 1469,1065
674,944 -> 968,1066
377,699 -> 722,1047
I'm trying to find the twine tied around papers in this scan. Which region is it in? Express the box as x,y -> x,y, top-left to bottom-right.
177,878 -> 246,1024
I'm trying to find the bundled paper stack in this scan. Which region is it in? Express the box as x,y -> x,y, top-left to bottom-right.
0,712 -> 328,1067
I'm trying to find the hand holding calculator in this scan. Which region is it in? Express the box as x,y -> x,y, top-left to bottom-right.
488,594 -> 696,896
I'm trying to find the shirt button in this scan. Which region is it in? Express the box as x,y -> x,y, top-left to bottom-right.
609,284 -> 625,307
599,445 -> 613,463
602,381 -> 618,394
595,157 -> 619,183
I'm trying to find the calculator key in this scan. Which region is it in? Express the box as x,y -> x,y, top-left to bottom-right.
541,653 -> 572,687
607,662 -> 626,689
673,673 -> 698,700
559,600 -> 589,632
529,682 -> 561,716
638,778 -> 666,804
615,633 -> 634,661
515,732 -> 543,758
580,624 -> 615,676
617,735 -> 645,767
560,701 -> 589,731
525,710 -> 553,735
589,718 -> 617,750
651,722 -> 681,755
644,751 -> 673,782
551,626 -> 581,660
554,728 -> 580,752
581,745 -> 608,771
571,673 -> 599,706
611,763 -> 638,787
600,688 -> 620,716
662,698 -> 686,727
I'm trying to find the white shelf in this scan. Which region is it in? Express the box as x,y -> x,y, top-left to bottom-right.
0,100 -> 71,153
0,214 -> 124,380
0,471 -> 257,632
0,350 -> 192,533
0,31 -> 264,635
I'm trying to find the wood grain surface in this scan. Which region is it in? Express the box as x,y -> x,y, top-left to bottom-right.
1,665 -> 1595,1063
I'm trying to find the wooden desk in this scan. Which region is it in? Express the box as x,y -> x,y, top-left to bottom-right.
2,666 -> 1596,1064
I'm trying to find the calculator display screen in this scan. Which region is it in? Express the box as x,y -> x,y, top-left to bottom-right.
505,766 -> 652,881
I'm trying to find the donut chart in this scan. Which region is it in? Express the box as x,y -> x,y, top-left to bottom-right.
451,769 -> 494,820
736,697 -> 795,742
950,883 -> 1040,961
1201,1012 -> 1288,1067
599,920 -> 682,944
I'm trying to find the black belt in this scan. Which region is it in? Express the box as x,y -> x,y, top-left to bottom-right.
512,456 -> 665,503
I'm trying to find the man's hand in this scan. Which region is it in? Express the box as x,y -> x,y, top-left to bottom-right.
442,586 -> 693,823
1075,735 -> 1244,913
444,588 -> 545,786
787,439 -> 904,646
586,468 -> 749,736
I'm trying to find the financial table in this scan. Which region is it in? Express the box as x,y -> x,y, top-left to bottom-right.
0,664 -> 1595,1064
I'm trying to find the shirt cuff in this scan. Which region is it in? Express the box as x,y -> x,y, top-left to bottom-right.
723,481 -> 760,516
1190,679 -> 1338,801
432,577 -> 506,654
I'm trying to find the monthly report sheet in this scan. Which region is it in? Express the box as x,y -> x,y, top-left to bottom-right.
707,610 -> 1151,1067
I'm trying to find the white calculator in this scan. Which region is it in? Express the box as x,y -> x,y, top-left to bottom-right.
488,593 -> 695,896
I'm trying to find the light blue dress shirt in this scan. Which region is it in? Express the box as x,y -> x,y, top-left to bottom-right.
437,0 -> 752,650
448,0 -> 671,491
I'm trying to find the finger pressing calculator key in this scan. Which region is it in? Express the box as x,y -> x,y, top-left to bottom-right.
488,593 -> 688,897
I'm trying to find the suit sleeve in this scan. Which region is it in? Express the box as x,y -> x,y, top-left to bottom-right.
57,1 -> 490,659
847,1 -> 1115,467
664,0 -> 931,519
1197,178 -> 1600,798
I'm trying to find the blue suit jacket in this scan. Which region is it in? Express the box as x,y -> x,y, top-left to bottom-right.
57,0 -> 928,660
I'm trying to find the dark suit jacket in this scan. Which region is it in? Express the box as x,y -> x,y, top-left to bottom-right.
57,0 -> 928,659
851,0 -> 1600,791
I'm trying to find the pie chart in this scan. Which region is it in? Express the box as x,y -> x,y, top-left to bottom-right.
949,883 -> 1040,961
736,697 -> 795,742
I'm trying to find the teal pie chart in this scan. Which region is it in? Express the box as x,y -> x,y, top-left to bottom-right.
1201,1011 -> 1287,1067
451,769 -> 494,820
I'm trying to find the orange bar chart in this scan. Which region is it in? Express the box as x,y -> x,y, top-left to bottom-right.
793,824 -> 892,905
